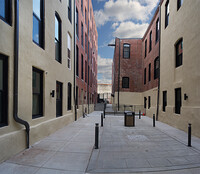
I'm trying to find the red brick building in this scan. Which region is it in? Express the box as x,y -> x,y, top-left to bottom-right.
75,0 -> 98,115
112,7 -> 160,115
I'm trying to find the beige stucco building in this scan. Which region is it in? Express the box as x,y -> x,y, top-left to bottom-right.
0,0 -> 97,163
159,0 -> 200,137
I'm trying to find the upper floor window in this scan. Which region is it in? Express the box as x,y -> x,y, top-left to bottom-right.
76,45 -> 79,76
175,38 -> 183,67
165,0 -> 169,28
85,8 -> 87,24
76,8 -> 79,38
85,33 -> 87,53
123,44 -> 130,59
0,0 -> 11,25
67,33 -> 71,69
149,31 -> 152,52
33,0 -> 44,48
177,0 -> 183,10
154,57 -> 159,79
68,0 -> 72,22
55,13 -> 61,63
145,39 -> 147,58
144,68 -> 146,85
81,22 -> 83,46
148,63 -> 151,82
156,18 -> 159,43
81,54 -> 84,80
122,77 -> 129,88
81,0 -> 83,14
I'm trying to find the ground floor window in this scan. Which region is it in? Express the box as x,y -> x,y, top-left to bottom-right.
68,82 -> 72,110
0,55 -> 8,127
148,96 -> 151,109
175,88 -> 181,114
144,97 -> 147,109
56,81 -> 63,117
163,91 -> 167,112
32,67 -> 43,118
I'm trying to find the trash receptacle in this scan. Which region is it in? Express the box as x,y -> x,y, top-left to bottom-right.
124,111 -> 135,127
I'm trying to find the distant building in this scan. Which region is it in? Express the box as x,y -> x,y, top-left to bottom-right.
97,84 -> 112,103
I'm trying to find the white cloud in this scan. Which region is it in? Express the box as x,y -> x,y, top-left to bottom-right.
94,0 -> 159,28
113,21 -> 149,38
98,55 -> 113,84
111,22 -> 119,29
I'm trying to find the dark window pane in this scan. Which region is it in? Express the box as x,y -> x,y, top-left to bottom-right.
56,82 -> 63,117
33,16 -> 40,44
176,39 -> 183,67
55,40 -> 60,61
0,59 -> 3,90
68,83 -> 72,110
55,16 -> 59,40
0,0 -> 5,18
123,44 -> 130,58
175,88 -> 181,114
33,0 -> 41,19
122,77 -> 129,88
163,91 -> 167,112
148,96 -> 151,109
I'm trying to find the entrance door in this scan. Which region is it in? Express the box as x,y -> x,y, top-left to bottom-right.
56,81 -> 62,117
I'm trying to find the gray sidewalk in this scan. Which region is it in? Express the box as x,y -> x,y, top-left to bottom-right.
0,111 -> 200,174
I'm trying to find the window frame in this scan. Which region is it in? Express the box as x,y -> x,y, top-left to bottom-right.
0,55 -> 8,127
32,67 -> 43,119
0,0 -> 12,25
175,38 -> 183,68
32,0 -> 44,48
122,77 -> 129,89
55,12 -> 62,63
165,0 -> 169,28
123,44 -> 130,59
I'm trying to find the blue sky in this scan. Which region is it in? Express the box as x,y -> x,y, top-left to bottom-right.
92,0 -> 160,84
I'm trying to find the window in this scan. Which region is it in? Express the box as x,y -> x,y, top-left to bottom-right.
85,33 -> 87,53
32,67 -> 43,118
176,38 -> 183,67
81,54 -> 84,80
85,8 -> 87,24
0,0 -> 11,25
144,97 -> 147,109
144,68 -> 146,85
76,8 -> 79,38
76,86 -> 79,108
81,22 -> 83,46
163,91 -> 167,112
123,44 -> 130,59
148,96 -> 151,109
149,31 -> 152,52
122,77 -> 129,88
165,0 -> 169,28
33,0 -> 44,48
145,40 -> 147,58
67,83 -> 72,110
68,0 -> 71,22
81,0 -> 83,14
67,33 -> 71,69
85,61 -> 87,83
76,45 -> 79,76
177,0 -> 183,10
0,55 -> 8,127
55,13 -> 61,63
175,88 -> 181,114
154,57 -> 159,79
156,18 -> 159,43
148,63 -> 151,82
56,81 -> 63,117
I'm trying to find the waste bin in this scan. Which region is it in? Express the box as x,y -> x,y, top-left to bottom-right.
124,111 -> 135,127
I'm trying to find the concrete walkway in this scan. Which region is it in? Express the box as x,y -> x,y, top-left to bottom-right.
0,111 -> 200,174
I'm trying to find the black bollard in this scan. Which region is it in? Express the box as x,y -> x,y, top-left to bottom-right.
133,112 -> 135,127
139,110 -> 141,119
95,123 -> 99,149
188,123 -> 192,147
153,114 -> 155,127
101,113 -> 103,127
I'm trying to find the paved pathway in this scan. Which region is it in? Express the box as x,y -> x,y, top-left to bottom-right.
0,111 -> 200,174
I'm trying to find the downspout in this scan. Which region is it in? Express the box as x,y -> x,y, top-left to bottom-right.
14,0 -> 30,148
156,4 -> 161,121
118,38 -> 121,111
87,0 -> 89,114
74,0 -> 77,121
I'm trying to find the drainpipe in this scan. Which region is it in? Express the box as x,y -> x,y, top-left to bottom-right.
156,4 -> 161,121
118,38 -> 121,111
87,0 -> 90,114
14,0 -> 30,148
73,0 -> 77,121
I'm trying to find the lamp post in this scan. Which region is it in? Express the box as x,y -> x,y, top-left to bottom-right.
108,38 -> 120,111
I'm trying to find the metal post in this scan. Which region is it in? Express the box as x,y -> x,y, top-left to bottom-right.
95,123 -> 99,149
133,112 -> 135,127
101,113 -> 103,127
153,114 -> 155,127
188,123 -> 192,147
139,110 -> 141,119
